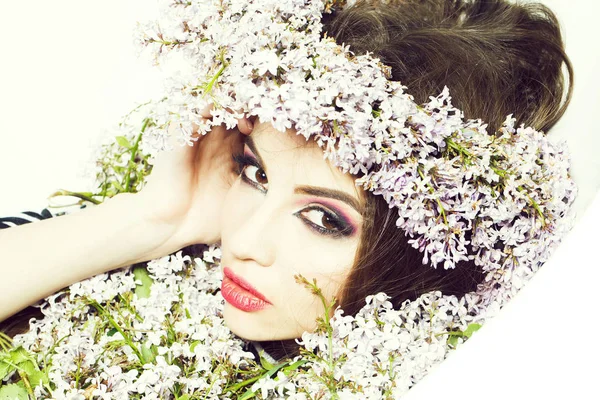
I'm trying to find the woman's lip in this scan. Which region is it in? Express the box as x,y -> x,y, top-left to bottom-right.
222,267 -> 272,304
221,276 -> 271,312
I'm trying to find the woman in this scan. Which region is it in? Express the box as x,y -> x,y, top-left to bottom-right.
0,0 -> 573,376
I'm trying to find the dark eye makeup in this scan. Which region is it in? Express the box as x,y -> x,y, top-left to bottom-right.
231,152 -> 356,238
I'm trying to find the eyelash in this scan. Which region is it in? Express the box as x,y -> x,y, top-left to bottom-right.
231,153 -> 354,238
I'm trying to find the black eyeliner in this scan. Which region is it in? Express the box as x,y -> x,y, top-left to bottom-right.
231,152 -> 354,238
297,206 -> 355,238
232,153 -> 260,173
231,153 -> 266,192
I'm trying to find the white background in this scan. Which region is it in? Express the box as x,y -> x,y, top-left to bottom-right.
0,1 -> 599,398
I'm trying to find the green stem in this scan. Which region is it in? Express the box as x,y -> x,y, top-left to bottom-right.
148,38 -> 192,47
320,297 -> 334,371
202,364 -> 224,400
202,59 -> 228,97
47,190 -> 102,205
436,198 -> 448,225
87,299 -> 144,363
445,138 -> 472,160
119,99 -> 153,126
123,118 -> 150,192
118,294 -> 144,323
226,374 -> 264,393
417,166 -> 448,225
517,186 -> 546,225
74,355 -> 81,389
435,331 -> 463,338
309,280 -> 338,400
0,331 -> 13,351
41,333 -> 69,392
17,369 -> 34,398
2,358 -> 37,396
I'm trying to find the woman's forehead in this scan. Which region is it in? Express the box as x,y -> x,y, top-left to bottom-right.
250,121 -> 314,151
249,121 -> 367,205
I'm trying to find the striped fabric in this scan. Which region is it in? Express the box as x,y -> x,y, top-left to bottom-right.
0,203 -> 89,230
0,209 -> 55,229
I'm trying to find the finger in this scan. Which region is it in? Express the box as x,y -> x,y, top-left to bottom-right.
223,106 -> 253,135
201,103 -> 253,134
191,102 -> 214,138
199,102 -> 214,119
237,117 -> 253,135
190,121 -> 202,139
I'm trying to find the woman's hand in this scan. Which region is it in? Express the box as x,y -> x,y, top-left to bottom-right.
134,104 -> 253,259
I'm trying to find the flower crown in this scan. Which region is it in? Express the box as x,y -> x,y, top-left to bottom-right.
133,0 -> 576,315
0,1 -> 577,398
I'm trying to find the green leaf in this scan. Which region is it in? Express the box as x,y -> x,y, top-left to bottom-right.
9,347 -> 32,365
0,361 -> 15,381
115,136 -> 132,149
282,359 -> 308,373
0,383 -> 28,400
239,388 -> 258,400
16,360 -> 35,376
178,395 -> 190,400
28,369 -> 48,387
463,323 -> 482,338
133,266 -> 154,299
230,358 -> 288,398
141,344 -> 155,364
107,328 -> 118,337
447,335 -> 459,347
189,341 -> 201,353
258,352 -> 274,371
112,180 -> 125,192
167,328 -> 176,344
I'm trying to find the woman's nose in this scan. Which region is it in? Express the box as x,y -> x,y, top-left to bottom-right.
225,198 -> 278,268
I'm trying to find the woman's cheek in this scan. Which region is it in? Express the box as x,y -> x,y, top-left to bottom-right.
221,182 -> 248,233
281,293 -> 319,337
292,278 -> 333,333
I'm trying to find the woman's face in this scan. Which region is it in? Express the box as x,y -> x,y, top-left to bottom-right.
219,121 -> 365,341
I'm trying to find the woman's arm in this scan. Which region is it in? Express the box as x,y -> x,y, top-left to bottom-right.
0,192 -> 164,322
0,105 -> 252,323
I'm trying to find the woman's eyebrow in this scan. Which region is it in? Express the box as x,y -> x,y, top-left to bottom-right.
246,135 -> 363,215
294,186 -> 364,215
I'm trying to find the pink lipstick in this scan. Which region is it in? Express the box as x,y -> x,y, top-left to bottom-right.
221,267 -> 272,312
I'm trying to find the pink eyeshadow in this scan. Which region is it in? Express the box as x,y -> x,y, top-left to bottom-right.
295,197 -> 359,235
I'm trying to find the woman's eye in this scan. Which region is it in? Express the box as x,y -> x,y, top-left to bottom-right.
298,207 -> 354,238
242,165 -> 268,186
302,208 -> 339,231
232,153 -> 267,189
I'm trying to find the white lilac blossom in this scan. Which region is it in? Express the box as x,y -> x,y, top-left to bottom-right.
133,0 -> 576,322
0,0 -> 578,398
5,247 -> 259,399
0,249 -> 493,398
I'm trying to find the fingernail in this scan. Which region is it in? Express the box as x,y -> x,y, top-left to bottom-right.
245,119 -> 253,131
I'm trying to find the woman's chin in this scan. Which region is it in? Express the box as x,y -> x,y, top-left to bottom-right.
222,301 -> 270,341
223,302 -> 316,342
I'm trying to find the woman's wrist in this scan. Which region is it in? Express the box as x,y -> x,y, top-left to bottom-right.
114,191 -> 199,264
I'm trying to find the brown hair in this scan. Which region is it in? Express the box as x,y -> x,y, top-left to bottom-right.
260,0 -> 573,359
1,0 -> 573,359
